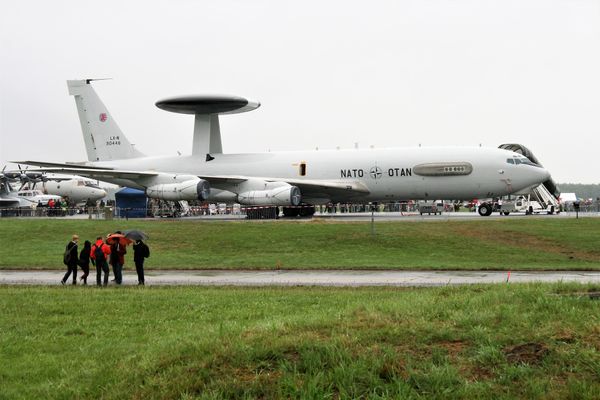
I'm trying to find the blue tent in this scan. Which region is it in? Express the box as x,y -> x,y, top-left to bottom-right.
114,187 -> 147,218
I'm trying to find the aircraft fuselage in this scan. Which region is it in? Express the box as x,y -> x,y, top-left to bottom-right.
88,146 -> 550,203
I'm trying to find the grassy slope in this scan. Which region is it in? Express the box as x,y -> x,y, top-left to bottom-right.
0,218 -> 598,270
0,284 -> 599,399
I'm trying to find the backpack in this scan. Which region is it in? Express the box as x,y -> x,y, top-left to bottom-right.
95,245 -> 106,264
63,246 -> 71,265
143,243 -> 150,258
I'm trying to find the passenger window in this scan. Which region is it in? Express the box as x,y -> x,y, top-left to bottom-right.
507,159 -> 514,164
299,162 -> 306,176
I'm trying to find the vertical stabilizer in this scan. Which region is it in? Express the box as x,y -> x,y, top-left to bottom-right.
67,80 -> 145,161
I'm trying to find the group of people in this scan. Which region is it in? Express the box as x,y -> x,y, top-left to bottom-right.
44,198 -> 69,216
62,232 -> 150,286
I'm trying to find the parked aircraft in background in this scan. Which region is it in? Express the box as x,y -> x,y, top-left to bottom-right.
2,166 -> 107,204
16,79 -> 553,218
0,169 -> 60,208
16,189 -> 62,206
26,174 -> 106,204
0,181 -> 34,209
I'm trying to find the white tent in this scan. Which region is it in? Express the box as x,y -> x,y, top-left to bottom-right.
560,193 -> 577,203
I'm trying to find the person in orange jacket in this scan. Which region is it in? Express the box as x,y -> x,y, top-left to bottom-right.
91,236 -> 111,286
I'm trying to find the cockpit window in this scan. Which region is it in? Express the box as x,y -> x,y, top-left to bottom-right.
84,182 -> 102,189
507,157 -> 541,167
519,159 -> 540,167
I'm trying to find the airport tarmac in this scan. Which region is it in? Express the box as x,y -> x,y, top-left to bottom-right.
47,210 -> 599,222
185,211 -> 598,222
1,269 -> 599,286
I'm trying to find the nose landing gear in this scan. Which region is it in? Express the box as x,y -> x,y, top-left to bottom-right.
478,202 -> 493,217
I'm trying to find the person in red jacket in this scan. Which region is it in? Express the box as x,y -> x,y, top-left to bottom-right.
91,236 -> 111,286
109,238 -> 127,285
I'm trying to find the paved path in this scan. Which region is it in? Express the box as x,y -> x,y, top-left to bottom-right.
1,270 -> 599,287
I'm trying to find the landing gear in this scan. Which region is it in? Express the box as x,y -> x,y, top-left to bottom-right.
282,207 -> 300,217
478,203 -> 493,217
246,207 -> 279,219
282,205 -> 316,218
299,206 -> 316,217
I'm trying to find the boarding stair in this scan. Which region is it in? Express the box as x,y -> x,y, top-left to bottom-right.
498,143 -> 561,213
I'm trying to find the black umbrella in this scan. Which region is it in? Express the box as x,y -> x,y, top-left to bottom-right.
123,230 -> 149,241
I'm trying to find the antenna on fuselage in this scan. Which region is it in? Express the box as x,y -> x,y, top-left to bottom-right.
155,95 -> 260,160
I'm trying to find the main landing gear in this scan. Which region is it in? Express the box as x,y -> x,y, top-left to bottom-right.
245,205 -> 316,219
282,205 -> 316,218
245,207 -> 279,219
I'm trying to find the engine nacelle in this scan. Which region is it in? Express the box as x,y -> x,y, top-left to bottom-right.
146,178 -> 210,201
238,185 -> 301,206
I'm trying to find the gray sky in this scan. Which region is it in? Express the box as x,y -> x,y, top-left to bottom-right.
1,0 -> 599,183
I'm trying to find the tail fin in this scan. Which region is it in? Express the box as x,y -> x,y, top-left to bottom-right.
67,79 -> 145,161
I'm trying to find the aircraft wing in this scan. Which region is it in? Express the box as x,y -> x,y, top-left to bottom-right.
12,160 -> 104,170
15,161 -> 370,199
12,161 -> 158,180
267,178 -> 369,199
199,175 -> 370,200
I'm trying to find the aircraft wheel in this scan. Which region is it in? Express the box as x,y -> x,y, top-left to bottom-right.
478,203 -> 492,217
502,211 -> 510,216
299,206 -> 315,217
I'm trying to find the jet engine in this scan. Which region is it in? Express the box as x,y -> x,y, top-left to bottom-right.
238,185 -> 301,206
146,178 -> 210,201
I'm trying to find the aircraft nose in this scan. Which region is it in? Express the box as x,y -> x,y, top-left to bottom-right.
536,167 -> 551,182
527,166 -> 551,185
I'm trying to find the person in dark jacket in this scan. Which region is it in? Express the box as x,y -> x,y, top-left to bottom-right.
61,235 -> 79,285
78,240 -> 92,285
91,236 -> 111,286
132,240 -> 149,285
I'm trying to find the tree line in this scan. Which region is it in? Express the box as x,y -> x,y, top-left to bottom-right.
557,183 -> 600,200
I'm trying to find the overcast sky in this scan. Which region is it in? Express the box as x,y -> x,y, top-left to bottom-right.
1,0 -> 599,183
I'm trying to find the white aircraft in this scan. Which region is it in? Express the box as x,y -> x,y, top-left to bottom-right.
3,166 -> 107,204
16,189 -> 62,206
16,79 -> 552,217
33,174 -> 106,204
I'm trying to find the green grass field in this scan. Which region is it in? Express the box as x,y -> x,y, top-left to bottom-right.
1,284 -> 599,399
0,218 -> 598,270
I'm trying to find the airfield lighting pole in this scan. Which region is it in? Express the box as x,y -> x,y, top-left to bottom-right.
370,202 -> 375,237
